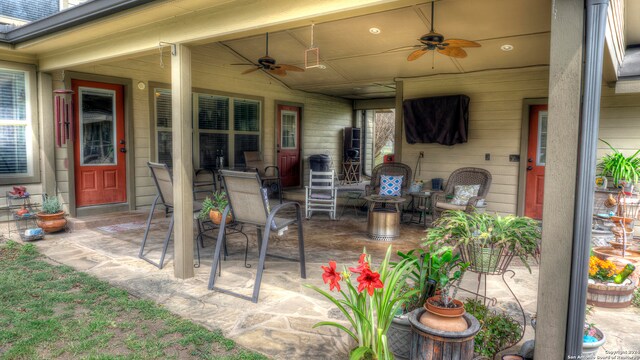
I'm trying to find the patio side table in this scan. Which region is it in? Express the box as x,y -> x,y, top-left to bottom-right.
406,191 -> 432,227
364,195 -> 406,241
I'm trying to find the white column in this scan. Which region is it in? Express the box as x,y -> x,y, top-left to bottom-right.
38,72 -> 56,197
534,0 -> 584,358
171,44 -> 194,279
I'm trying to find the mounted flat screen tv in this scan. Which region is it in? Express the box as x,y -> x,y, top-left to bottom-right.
403,94 -> 470,146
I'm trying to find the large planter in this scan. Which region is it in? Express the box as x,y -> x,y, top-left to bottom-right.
582,327 -> 606,360
209,210 -> 232,225
36,211 -> 67,233
587,279 -> 636,308
409,308 -> 480,360
388,314 -> 411,360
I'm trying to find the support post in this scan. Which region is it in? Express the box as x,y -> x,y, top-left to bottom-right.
534,0 -> 584,358
171,44 -> 194,279
38,72 -> 56,197
566,0 -> 609,356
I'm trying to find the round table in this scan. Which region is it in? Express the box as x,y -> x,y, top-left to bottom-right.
363,195 -> 406,241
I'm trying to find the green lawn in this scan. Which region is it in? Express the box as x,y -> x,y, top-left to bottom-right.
0,240 -> 268,360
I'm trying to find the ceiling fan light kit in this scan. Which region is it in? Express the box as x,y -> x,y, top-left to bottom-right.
407,1 -> 481,62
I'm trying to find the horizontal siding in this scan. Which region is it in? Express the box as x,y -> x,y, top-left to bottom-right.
597,86 -> 640,168
401,67 -> 550,214
61,43 -> 351,211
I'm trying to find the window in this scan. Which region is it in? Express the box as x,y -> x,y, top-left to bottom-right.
153,87 -> 261,168
0,64 -> 38,184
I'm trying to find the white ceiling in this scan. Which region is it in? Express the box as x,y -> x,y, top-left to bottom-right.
626,0 -> 640,45
216,0 -> 552,99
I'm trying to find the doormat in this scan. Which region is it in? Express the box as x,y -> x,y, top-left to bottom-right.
96,222 -> 146,233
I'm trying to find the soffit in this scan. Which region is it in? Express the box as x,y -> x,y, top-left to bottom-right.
626,0 -> 640,46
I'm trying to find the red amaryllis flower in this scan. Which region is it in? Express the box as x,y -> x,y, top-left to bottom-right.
321,260 -> 341,292
357,268 -> 383,296
348,253 -> 370,274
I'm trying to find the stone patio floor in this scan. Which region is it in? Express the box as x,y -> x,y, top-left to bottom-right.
2,205 -> 639,359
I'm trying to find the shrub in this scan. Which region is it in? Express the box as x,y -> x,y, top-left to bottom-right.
464,299 -> 522,358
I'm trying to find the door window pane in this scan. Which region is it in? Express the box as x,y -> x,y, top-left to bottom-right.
234,99 -> 259,131
80,89 -> 116,165
281,112 -> 296,149
199,133 -> 228,168
198,95 -> 229,130
537,111 -> 548,166
0,125 -> 27,174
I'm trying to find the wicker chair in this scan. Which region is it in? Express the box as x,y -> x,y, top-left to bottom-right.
432,167 -> 492,220
365,162 -> 412,197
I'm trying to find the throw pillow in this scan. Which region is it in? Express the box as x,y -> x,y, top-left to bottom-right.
450,184 -> 480,206
380,175 -> 403,196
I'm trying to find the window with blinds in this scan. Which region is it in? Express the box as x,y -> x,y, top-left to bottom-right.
0,68 -> 30,176
153,88 -> 260,168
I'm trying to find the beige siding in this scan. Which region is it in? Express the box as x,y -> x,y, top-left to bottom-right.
401,67 -> 550,214
56,44 -> 351,210
597,86 -> 640,171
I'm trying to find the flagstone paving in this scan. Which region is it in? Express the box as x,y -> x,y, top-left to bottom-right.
2,206 -> 639,359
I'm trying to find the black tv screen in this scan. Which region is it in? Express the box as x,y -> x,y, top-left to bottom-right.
403,95 -> 470,145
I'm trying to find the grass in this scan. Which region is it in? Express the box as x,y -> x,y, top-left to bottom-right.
0,240 -> 268,360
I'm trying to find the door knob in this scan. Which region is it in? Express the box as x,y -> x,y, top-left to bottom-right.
527,166 -> 533,171
120,148 -> 127,153
528,158 -> 533,163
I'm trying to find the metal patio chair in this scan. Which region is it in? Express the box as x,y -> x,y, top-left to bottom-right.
139,162 -> 203,269
208,170 -> 306,303
244,151 -> 282,203
305,169 -> 338,220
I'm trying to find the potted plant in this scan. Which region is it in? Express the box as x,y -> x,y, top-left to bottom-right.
583,306 -> 606,359
597,139 -> 640,191
388,249 -> 437,360
36,196 -> 67,233
423,210 -> 541,274
587,255 -> 636,308
464,299 -> 522,359
198,191 -> 231,224
408,247 -> 480,360
305,246 -> 416,360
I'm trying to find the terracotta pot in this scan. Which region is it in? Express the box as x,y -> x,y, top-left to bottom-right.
209,210 -> 232,225
424,295 -> 465,317
36,211 -> 67,233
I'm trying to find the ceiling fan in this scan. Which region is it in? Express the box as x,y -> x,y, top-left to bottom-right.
233,33 -> 304,77
407,1 -> 481,61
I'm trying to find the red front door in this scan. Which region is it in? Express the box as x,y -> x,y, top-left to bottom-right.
524,104 -> 547,220
277,105 -> 301,188
72,80 -> 127,207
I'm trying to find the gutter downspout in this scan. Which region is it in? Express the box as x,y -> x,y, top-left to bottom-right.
565,0 -> 609,357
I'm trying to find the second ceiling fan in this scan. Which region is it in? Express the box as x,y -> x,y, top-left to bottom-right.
234,33 -> 304,77
407,1 -> 481,61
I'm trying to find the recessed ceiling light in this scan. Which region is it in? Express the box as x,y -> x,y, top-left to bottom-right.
369,27 -> 381,35
500,44 -> 514,51
318,64 -> 327,69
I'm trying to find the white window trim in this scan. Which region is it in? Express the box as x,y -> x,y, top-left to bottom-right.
0,61 -> 39,185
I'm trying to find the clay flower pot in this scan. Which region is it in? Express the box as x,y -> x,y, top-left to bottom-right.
424,295 -> 465,317
209,210 -> 232,225
36,211 -> 67,233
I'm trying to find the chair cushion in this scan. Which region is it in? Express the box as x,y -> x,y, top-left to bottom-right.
450,184 -> 480,206
379,175 -> 403,196
435,202 -> 467,211
310,193 -> 333,200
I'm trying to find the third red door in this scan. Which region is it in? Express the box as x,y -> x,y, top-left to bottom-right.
524,104 -> 547,220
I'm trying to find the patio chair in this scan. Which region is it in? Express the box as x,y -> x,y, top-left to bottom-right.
365,162 -> 412,198
208,170 -> 306,303
139,162 -> 203,269
432,167 -> 492,220
244,151 -> 282,203
305,169 -> 338,220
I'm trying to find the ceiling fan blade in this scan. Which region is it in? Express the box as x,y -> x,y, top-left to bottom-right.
278,64 -> 304,72
241,67 -> 261,75
437,47 -> 468,58
269,68 -> 287,77
407,49 -> 428,61
445,39 -> 481,48
231,63 -> 255,66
